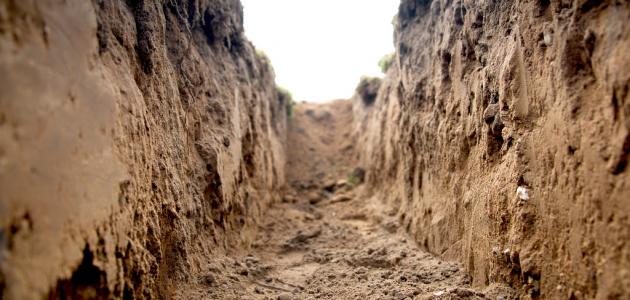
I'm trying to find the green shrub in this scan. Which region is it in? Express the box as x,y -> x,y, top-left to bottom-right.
256,49 -> 269,61
287,100 -> 295,119
347,174 -> 360,186
277,86 -> 295,118
378,53 -> 395,73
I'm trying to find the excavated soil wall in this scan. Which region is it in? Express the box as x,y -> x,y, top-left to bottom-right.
0,0 -> 287,299
354,0 -> 629,298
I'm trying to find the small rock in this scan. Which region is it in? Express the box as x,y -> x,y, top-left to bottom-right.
277,294 -> 294,300
483,103 -> 500,124
329,194 -> 352,204
433,290 -> 445,296
283,195 -> 297,203
543,30 -> 553,46
336,179 -> 347,188
516,186 -> 530,201
307,191 -> 322,204
245,255 -> 259,265
393,291 -> 405,299
463,196 -> 472,207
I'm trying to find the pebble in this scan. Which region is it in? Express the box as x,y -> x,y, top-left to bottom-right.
516,186 -> 530,201
543,31 -> 553,46
277,294 -> 294,300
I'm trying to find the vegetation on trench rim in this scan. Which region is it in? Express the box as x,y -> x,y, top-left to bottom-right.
378,52 -> 395,73
357,76 -> 381,87
255,49 -> 271,66
277,86 -> 296,119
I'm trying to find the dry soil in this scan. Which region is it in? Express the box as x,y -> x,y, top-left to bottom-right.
177,101 -> 516,300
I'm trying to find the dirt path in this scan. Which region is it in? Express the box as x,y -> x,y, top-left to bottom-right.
179,101 -> 515,300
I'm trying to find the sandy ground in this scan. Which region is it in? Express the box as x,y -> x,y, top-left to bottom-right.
177,101 -> 515,300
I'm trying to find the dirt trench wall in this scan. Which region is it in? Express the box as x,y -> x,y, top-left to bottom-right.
354,0 -> 629,298
0,0 -> 287,299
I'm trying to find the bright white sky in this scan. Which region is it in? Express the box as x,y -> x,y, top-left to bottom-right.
241,0 -> 398,103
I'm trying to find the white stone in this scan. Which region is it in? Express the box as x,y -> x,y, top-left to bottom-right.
517,186 -> 530,201
543,32 -> 553,46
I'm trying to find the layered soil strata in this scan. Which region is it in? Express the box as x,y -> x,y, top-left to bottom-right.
353,0 -> 629,298
0,0 -> 287,299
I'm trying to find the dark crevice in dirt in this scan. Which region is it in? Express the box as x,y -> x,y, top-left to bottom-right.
132,2 -> 159,74
48,245 -> 109,300
356,77 -> 382,106
611,132 -> 630,175
202,9 -> 217,44
0,269 -> 4,300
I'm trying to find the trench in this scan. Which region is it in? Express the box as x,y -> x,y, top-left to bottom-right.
172,101 -> 516,299
1,0 -> 629,299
